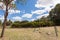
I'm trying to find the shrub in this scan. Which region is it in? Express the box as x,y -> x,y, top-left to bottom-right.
11,23 -> 21,28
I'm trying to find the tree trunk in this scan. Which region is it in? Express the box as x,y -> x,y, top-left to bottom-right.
54,26 -> 58,37
0,4 -> 8,38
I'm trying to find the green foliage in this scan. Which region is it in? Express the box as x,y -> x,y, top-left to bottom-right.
49,4 -> 60,25
20,20 -> 28,23
20,22 -> 33,28
0,20 -> 2,26
11,23 -> 21,28
6,20 -> 12,26
14,21 -> 21,24
11,20 -> 30,28
11,20 -> 40,28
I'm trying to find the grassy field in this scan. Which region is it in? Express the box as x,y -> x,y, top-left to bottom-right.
0,26 -> 60,40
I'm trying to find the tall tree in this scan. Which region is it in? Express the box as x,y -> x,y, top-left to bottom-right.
49,4 -> 60,25
0,0 -> 26,38
49,4 -> 60,37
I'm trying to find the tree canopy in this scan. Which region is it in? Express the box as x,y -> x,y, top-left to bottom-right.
49,4 -> 60,25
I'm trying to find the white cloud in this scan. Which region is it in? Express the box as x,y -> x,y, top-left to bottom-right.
35,0 -> 60,12
22,13 -> 33,18
11,1 -> 15,4
35,0 -> 53,8
8,9 -> 20,14
32,10 -> 45,14
44,7 -> 52,12
14,0 -> 16,1
35,0 -> 60,19
12,16 -> 22,21
30,19 -> 35,21
0,15 -> 9,22
0,15 -> 4,21
53,0 -> 60,5
37,13 -> 49,19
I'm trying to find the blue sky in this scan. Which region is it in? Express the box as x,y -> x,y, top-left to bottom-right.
0,0 -> 60,21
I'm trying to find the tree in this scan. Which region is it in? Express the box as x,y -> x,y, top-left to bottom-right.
49,4 -> 60,37
0,0 -> 26,38
49,4 -> 60,25
0,20 -> 2,26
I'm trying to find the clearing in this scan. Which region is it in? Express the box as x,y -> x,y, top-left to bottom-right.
0,26 -> 60,40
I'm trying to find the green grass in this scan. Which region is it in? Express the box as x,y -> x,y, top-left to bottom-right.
0,26 -> 60,40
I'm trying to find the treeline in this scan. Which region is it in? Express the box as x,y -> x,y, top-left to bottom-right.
11,17 -> 53,28
0,16 -> 54,28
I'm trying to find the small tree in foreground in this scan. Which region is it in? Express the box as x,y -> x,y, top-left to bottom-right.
0,0 -> 26,38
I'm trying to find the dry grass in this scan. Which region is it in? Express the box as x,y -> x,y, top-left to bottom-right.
0,26 -> 60,40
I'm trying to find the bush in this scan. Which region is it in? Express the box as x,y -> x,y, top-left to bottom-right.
32,22 -> 40,27
20,23 -> 32,28
11,22 -> 40,28
6,20 -> 12,26
11,22 -> 33,28
11,23 -> 21,28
